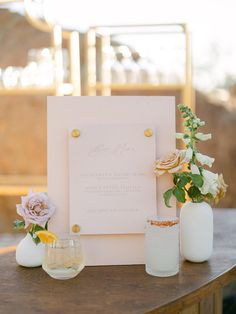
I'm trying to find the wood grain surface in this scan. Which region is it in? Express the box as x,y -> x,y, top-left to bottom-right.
0,208 -> 236,314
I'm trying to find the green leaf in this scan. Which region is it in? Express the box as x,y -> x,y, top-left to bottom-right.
13,220 -> 25,230
164,188 -> 174,208
205,193 -> 214,199
29,224 -> 46,245
182,171 -> 190,176
29,231 -> 41,245
173,174 -> 178,185
173,187 -> 186,203
191,174 -> 204,187
178,175 -> 191,188
187,186 -> 201,200
32,224 -> 45,232
45,221 -> 48,231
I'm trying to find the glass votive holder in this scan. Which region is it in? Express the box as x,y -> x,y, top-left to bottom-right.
145,216 -> 179,277
42,237 -> 85,280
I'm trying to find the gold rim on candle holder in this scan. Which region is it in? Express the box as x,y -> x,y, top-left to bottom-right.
147,218 -> 179,227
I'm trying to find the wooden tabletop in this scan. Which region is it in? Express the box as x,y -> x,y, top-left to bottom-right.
1,208 -> 236,314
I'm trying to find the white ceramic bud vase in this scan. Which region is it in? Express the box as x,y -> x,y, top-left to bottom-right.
180,201 -> 213,262
16,233 -> 45,267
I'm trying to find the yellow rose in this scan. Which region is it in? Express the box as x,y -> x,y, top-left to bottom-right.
215,174 -> 228,204
154,150 -> 186,176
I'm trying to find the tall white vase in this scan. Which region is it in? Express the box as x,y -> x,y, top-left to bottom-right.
180,201 -> 213,262
16,233 -> 45,267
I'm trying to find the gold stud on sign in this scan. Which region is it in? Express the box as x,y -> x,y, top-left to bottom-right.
72,224 -> 81,233
71,129 -> 80,138
144,128 -> 153,137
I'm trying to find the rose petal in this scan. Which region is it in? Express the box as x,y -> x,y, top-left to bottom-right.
154,169 -> 166,176
168,164 -> 183,173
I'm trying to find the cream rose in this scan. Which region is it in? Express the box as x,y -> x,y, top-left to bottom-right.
215,174 -> 228,204
154,150 -> 187,176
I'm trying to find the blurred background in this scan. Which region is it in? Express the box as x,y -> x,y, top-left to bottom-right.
0,0 -> 235,240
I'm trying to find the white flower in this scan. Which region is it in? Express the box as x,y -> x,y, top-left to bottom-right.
176,133 -> 184,139
194,118 -> 205,126
190,163 -> 200,175
196,153 -> 215,167
182,147 -> 193,162
183,138 -> 191,145
195,133 -> 212,141
200,170 -> 218,197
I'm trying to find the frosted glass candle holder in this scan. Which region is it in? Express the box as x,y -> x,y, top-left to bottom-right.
145,216 -> 179,277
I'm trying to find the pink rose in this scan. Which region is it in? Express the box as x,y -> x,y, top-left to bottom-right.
16,191 -> 55,228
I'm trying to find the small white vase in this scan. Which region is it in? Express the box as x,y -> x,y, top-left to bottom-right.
16,233 -> 45,267
180,201 -> 213,263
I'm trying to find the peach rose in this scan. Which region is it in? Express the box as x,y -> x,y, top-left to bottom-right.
154,150 -> 187,176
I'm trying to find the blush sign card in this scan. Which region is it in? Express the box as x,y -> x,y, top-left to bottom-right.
47,96 -> 176,265
69,124 -> 156,235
